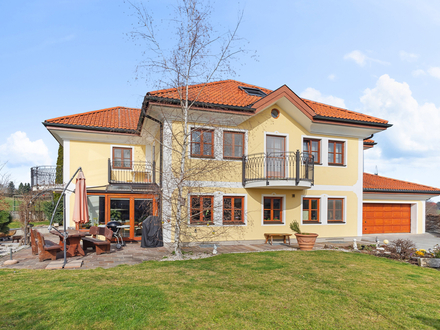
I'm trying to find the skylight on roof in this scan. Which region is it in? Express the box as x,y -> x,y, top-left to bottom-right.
239,86 -> 267,97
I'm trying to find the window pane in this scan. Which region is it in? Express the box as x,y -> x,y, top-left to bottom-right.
328,210 -> 334,220
336,143 -> 343,153
328,143 -> 334,153
123,160 -> 131,168
114,149 -> 121,158
114,160 -> 122,167
303,210 -> 309,220
191,210 -> 200,221
203,131 -> 212,143
311,199 -> 318,209
123,149 -> 131,159
203,210 -> 212,221
192,143 -> 201,155
224,133 -> 232,145
311,210 -> 318,220
203,144 -> 212,156
335,210 -> 342,220
234,198 -> 242,209
328,153 -> 333,163
234,210 -> 242,221
303,141 -> 309,152
311,141 -> 319,152
224,198 -> 231,209
192,130 -> 201,142
273,210 -> 281,221
203,197 -> 212,208
224,145 -> 232,157
234,146 -> 243,157
223,210 -> 231,221
191,197 -> 200,209
336,154 -> 342,164
328,199 -> 334,210
264,198 -> 271,209
264,210 -> 271,220
303,199 -> 309,210
235,135 -> 243,146
273,198 -> 281,210
335,199 -> 342,210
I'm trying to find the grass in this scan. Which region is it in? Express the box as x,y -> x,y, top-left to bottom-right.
1,251 -> 440,329
9,220 -> 51,229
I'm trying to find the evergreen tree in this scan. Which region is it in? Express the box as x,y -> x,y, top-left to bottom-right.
55,145 -> 63,184
8,181 -> 15,196
0,210 -> 12,234
18,183 -> 24,194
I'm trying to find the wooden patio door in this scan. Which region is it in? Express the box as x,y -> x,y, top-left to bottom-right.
266,135 -> 286,178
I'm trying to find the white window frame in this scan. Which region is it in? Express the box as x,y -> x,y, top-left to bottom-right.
327,138 -> 348,167
222,194 -> 247,225
326,196 -> 347,224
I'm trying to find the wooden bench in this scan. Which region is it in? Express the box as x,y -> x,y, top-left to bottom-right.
30,229 -> 38,255
36,231 -> 62,262
264,233 -> 292,245
82,226 -> 113,255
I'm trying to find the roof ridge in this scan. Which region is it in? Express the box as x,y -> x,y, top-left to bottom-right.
302,99 -> 388,124
149,79 -> 272,95
46,107 -> 141,122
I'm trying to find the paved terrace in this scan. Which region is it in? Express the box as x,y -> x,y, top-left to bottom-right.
1,232 -> 439,270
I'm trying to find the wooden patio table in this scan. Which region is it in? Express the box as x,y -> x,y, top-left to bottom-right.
50,230 -> 90,257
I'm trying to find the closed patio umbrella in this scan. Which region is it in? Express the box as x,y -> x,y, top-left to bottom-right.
72,170 -> 89,230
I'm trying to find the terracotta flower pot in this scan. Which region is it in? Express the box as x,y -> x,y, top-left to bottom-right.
294,233 -> 318,251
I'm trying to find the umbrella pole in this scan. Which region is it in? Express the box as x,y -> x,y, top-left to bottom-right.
47,167 -> 83,269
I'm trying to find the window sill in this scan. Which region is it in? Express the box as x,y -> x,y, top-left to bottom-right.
263,221 -> 283,225
190,221 -> 214,226
223,157 -> 242,161
302,221 -> 321,224
223,221 -> 245,225
328,163 -> 346,167
190,155 -> 215,159
328,221 -> 345,224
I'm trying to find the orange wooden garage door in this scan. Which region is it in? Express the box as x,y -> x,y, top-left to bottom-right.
363,203 -> 411,234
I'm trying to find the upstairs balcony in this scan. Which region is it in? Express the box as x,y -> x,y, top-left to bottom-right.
242,151 -> 314,189
108,159 -> 157,188
30,165 -> 64,191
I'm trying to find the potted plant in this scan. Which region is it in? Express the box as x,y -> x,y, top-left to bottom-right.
290,220 -> 318,251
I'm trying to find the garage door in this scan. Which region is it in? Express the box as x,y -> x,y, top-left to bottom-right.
363,203 -> 411,234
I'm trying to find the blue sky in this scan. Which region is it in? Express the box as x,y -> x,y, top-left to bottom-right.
1,0 -> 440,200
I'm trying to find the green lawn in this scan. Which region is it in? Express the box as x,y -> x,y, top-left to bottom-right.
1,251 -> 439,329
9,220 -> 51,229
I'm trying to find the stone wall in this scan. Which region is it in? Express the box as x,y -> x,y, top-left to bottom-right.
426,214 -> 440,233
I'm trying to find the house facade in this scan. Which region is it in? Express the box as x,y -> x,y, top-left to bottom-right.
39,80 -> 440,244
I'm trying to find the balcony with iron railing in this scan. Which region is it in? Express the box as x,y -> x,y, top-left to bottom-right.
108,159 -> 157,187
242,151 -> 314,189
30,165 -> 64,191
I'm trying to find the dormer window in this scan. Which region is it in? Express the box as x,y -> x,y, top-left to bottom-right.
239,86 -> 267,97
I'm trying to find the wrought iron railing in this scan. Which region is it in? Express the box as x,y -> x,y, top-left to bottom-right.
30,165 -> 63,189
108,159 -> 156,185
242,151 -> 314,186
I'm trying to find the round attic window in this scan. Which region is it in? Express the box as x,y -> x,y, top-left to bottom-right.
271,109 -> 280,119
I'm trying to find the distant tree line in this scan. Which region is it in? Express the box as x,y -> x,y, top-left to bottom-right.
7,181 -> 31,196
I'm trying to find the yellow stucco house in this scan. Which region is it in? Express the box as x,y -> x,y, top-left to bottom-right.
38,80 -> 440,244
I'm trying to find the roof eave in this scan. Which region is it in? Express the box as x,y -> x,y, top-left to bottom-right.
364,189 -> 440,194
313,115 -> 392,128
43,122 -> 140,135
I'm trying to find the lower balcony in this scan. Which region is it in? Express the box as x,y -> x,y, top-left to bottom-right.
242,151 -> 314,189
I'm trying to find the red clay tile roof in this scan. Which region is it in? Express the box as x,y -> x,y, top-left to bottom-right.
147,80 -> 389,125
148,80 -> 272,108
364,139 -> 375,144
44,107 -> 142,132
303,99 -> 388,125
364,173 -> 440,193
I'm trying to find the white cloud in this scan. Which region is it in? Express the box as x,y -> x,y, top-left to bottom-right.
428,66 -> 440,79
300,88 -> 346,108
412,69 -> 426,77
0,131 -> 51,166
344,50 -> 389,67
328,74 -> 336,81
361,74 -> 440,153
399,50 -> 418,62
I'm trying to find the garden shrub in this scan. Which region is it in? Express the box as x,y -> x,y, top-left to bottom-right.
0,210 -> 12,234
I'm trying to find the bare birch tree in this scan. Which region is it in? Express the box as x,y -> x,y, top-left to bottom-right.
129,0 -> 250,258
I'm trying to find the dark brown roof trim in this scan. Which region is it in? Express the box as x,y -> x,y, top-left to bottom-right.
313,115 -> 392,128
364,188 -> 440,194
43,122 -> 140,134
144,95 -> 256,113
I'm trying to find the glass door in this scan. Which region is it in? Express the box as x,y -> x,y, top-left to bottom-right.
110,198 -> 131,238
266,135 -> 286,178
134,199 -> 153,238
